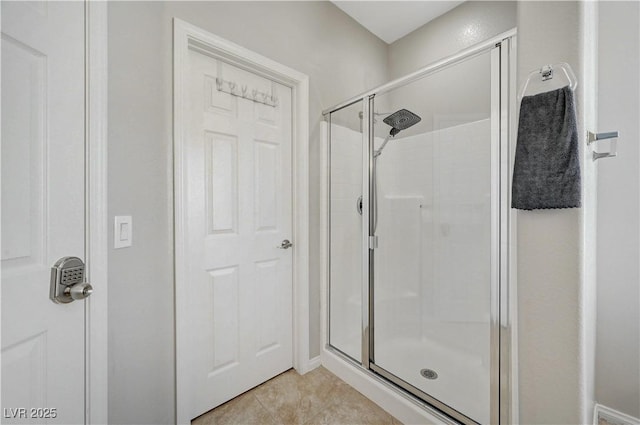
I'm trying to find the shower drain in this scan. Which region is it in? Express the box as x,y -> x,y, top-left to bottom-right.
420,369 -> 438,380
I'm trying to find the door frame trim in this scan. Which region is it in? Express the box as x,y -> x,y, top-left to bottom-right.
86,1 -> 109,424
173,18 -> 310,424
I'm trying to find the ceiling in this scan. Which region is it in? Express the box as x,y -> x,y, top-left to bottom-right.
331,1 -> 464,44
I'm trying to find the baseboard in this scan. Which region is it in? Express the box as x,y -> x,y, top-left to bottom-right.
595,404 -> 640,425
296,355 -> 321,375
307,355 -> 321,371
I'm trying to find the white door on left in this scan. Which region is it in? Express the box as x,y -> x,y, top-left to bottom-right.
1,2 -> 87,424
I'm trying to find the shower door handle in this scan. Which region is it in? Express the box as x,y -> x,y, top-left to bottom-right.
277,239 -> 293,249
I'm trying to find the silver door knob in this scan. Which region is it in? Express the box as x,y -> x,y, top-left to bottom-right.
277,239 -> 293,249
66,282 -> 93,300
50,256 -> 92,304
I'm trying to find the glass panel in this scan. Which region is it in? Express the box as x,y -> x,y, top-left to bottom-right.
371,51 -> 493,424
328,101 -> 364,362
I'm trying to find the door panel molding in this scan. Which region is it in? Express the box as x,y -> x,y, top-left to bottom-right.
173,19 -> 310,425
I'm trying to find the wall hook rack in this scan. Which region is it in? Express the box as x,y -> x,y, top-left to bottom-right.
215,77 -> 278,107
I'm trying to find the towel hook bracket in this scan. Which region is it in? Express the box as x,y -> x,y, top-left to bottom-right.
519,62 -> 578,99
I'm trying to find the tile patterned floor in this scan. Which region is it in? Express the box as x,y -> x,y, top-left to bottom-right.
192,367 -> 402,425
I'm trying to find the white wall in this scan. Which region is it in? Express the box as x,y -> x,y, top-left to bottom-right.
105,2 -> 639,424
516,2 -> 597,423
595,1 -> 640,419
107,2 -> 388,423
107,4 -> 174,424
385,1 -> 516,134
388,1 -> 517,79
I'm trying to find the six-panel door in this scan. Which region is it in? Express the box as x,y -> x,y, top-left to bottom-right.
1,2 -> 86,424
184,48 -> 294,419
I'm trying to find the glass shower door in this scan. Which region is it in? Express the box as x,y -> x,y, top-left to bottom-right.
369,49 -> 498,425
328,101 -> 365,362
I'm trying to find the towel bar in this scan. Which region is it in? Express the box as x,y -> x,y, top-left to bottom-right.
588,131 -> 619,160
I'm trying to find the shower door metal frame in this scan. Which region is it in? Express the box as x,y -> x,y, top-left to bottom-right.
324,29 -> 516,425
362,96 -> 374,370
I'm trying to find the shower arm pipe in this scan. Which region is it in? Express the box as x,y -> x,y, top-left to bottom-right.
358,111 -> 395,119
374,134 -> 392,158
322,28 -> 516,116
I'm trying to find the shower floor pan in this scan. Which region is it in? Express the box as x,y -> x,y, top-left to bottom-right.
372,336 -> 489,424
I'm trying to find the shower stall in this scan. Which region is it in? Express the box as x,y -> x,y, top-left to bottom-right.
322,31 -> 516,424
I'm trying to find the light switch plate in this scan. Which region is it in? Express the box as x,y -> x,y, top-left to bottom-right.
114,215 -> 132,249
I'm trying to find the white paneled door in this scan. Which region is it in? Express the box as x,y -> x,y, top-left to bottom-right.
1,2 -> 86,424
184,49 -> 293,419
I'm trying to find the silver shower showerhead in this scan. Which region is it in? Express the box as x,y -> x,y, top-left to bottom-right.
383,109 -> 421,135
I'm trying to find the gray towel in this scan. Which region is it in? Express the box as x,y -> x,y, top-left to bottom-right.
512,86 -> 581,210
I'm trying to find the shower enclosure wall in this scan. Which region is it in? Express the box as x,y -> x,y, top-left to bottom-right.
322,31 -> 516,425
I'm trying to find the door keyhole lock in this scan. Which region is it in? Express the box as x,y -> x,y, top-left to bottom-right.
50,256 -> 93,304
